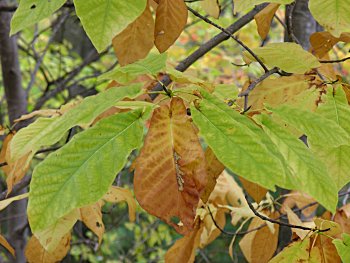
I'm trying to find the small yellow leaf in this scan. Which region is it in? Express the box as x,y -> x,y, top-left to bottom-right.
200,0 -> 221,19
284,206 -> 313,239
0,235 -> 15,257
254,4 -> 280,40
0,193 -> 28,211
314,218 -> 342,237
79,203 -> 105,244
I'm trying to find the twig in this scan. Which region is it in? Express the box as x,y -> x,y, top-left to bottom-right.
187,6 -> 269,73
319,57 -> 350,64
285,3 -> 300,45
0,3 -> 74,12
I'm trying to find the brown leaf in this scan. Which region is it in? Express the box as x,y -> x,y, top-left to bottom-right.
134,98 -> 207,234
239,177 -> 267,203
79,203 -> 105,244
282,191 -> 317,218
25,233 -> 71,263
239,213 -> 279,263
201,147 -> 225,203
335,204 -> 350,235
154,0 -> 188,53
284,206 -> 313,239
113,2 -> 155,66
310,32 -> 350,58
0,234 -> 15,257
315,234 -> 341,263
254,4 -> 280,40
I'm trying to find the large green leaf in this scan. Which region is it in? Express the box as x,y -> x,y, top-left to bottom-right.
269,105 -> 350,148
28,109 -> 147,233
10,84 -> 142,163
73,0 -> 147,52
244,43 -> 320,73
10,0 -> 66,35
309,0 -> 350,37
234,0 -> 293,13
256,114 -> 337,212
99,53 -> 167,84
191,89 -> 293,191
333,233 -> 350,262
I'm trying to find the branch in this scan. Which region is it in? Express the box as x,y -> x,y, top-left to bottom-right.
319,57 -> 350,64
0,3 -> 74,12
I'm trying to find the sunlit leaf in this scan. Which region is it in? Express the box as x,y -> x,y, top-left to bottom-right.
333,233 -> 350,262
254,4 -> 280,40
200,0 -> 221,19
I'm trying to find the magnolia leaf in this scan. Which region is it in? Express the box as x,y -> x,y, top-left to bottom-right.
134,98 -> 207,235
112,3 -> 154,66
99,53 -> 167,84
256,114 -> 337,212
0,193 -> 28,211
10,0 -> 66,35
239,214 -> 279,263
309,0 -> 350,38
154,0 -> 188,53
10,84 -> 142,164
244,43 -> 321,74
103,186 -> 137,222
333,233 -> 350,262
191,89 -> 293,191
73,0 -> 147,52
200,0 -> 221,19
269,238 -> 311,262
234,0 -> 293,13
0,235 -> 15,257
28,109 -> 146,233
254,4 -> 280,40
310,32 -> 350,57
25,233 -> 71,263
79,203 -> 105,244
269,104 -> 350,148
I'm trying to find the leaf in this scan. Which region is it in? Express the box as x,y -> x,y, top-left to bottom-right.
200,0 -> 221,19
0,193 -> 29,211
10,84 -> 142,164
239,177 -> 267,203
314,218 -> 342,237
191,89 -> 293,191
73,0 -> 147,52
310,32 -> 350,57
269,104 -> 350,148
112,3 -> 155,66
333,233 -> 350,262
315,234 -> 341,263
79,203 -> 105,244
28,109 -> 146,233
283,191 -> 318,218
256,114 -> 337,212
201,147 -> 225,203
239,214 -> 279,263
284,206 -> 311,239
309,0 -> 350,38
0,235 -> 15,257
25,233 -> 71,263
269,238 -> 311,263
212,84 -> 239,102
254,4 -> 280,40
154,0 -> 188,53
103,186 -> 137,222
244,43 -> 321,74
234,0 -> 293,13
99,53 -> 167,84
10,0 -> 66,35
134,98 -> 207,234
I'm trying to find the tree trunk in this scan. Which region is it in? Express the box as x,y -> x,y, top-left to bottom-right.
0,2 -> 28,262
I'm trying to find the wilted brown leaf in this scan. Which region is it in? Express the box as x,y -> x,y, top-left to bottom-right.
154,0 -> 188,53
315,234 -> 341,263
310,32 -> 350,58
282,191 -> 317,217
239,177 -> 267,203
134,97 -> 207,234
254,4 -> 280,40
284,206 -> 314,239
79,203 -> 105,244
113,2 -> 155,66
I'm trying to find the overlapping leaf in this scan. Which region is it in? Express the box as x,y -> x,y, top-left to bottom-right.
310,32 -> 350,57
254,4 -> 280,40
28,109 -> 147,233
134,98 -> 207,234
73,0 -> 147,52
234,0 -> 293,13
200,0 -> 221,19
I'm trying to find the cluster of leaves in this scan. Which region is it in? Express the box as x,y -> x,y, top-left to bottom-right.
2,0 -> 350,262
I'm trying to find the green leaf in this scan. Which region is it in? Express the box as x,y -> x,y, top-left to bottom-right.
10,84 -> 142,163
10,0 -> 66,35
99,53 -> 167,84
269,104 -> 350,148
309,0 -> 350,37
234,0 -> 293,13
28,109 -> 146,233
191,89 -> 293,191
212,84 -> 239,102
244,43 -> 321,73
269,239 -> 311,263
333,233 -> 350,262
256,114 -> 337,212
73,0 -> 147,52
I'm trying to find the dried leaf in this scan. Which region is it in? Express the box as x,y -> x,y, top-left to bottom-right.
154,0 -> 188,53
0,235 -> 15,257
79,203 -> 105,244
134,98 -> 207,234
113,3 -> 155,66
240,177 -> 267,203
310,32 -> 350,58
282,192 -> 318,218
254,4 -> 280,40
284,206 -> 313,239
314,218 -> 342,237
315,234 -> 341,263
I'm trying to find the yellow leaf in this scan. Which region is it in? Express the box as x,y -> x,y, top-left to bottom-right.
79,203 -> 105,244
314,218 -> 342,237
200,0 -> 221,19
284,206 -> 313,239
154,0 -> 188,53
0,193 -> 28,211
282,191 -> 318,218
25,233 -> 71,263
254,4 -> 280,40
134,98 -> 207,235
0,235 -> 15,257
103,186 -> 137,222
113,2 -> 155,66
